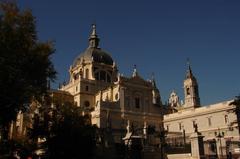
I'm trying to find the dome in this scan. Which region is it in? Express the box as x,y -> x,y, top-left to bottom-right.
72,24 -> 114,67
73,47 -> 114,67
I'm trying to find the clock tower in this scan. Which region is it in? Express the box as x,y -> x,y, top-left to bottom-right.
183,62 -> 200,109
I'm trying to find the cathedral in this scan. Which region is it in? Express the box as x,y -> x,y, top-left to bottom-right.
59,24 -> 240,157
59,24 -> 163,144
8,24 -> 240,158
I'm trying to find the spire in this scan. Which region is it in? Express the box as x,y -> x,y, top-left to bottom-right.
186,58 -> 193,79
132,64 -> 138,77
89,24 -> 100,48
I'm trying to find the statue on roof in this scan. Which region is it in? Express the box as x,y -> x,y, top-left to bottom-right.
168,90 -> 181,113
169,90 -> 180,108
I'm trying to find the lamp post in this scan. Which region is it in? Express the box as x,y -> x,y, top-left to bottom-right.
159,128 -> 168,159
215,128 -> 225,159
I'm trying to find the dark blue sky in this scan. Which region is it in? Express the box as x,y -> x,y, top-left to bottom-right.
18,0 -> 240,105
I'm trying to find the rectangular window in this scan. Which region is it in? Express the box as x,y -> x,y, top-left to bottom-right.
85,85 -> 89,91
135,97 -> 140,108
208,117 -> 212,127
192,120 -> 196,127
179,123 -> 182,130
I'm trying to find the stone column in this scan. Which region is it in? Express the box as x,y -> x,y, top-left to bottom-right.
190,131 -> 205,159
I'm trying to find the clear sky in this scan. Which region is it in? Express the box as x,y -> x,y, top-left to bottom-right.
18,0 -> 240,105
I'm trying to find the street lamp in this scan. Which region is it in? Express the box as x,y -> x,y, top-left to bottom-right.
215,128 -> 225,159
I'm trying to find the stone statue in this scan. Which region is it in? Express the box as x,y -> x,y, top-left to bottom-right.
169,90 -> 180,108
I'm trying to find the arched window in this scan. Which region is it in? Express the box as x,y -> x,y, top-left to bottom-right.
100,71 -> 106,81
186,87 -> 190,95
107,74 -> 111,83
73,73 -> 79,80
94,70 -> 111,83
135,97 -> 140,108
225,115 -> 229,124
85,69 -> 89,79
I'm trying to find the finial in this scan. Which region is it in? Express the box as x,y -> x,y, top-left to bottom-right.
91,23 -> 97,36
187,58 -> 191,71
186,58 -> 193,78
89,24 -> 99,48
132,64 -> 138,77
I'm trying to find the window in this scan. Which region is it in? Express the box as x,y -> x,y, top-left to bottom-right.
208,117 -> 212,127
85,69 -> 89,79
107,74 -> 111,83
135,97 -> 140,108
225,115 -> 229,124
186,87 -> 190,95
73,73 -> 79,80
100,71 -> 106,81
85,85 -> 89,91
179,123 -> 182,130
192,120 -> 196,127
94,70 -> 111,83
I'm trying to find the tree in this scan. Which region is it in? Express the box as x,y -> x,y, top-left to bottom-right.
0,1 -> 56,138
28,97 -> 97,159
229,96 -> 240,134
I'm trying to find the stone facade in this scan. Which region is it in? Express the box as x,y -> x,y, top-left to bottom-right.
164,64 -> 239,157
9,89 -> 74,141
8,24 -> 240,158
60,24 -> 163,144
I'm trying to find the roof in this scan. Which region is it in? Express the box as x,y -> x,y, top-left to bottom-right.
73,47 -> 114,67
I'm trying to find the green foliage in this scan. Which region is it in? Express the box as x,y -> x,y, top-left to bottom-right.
230,96 -> 240,116
229,96 -> 240,133
0,2 -> 56,127
49,104 -> 96,159
29,101 -> 97,159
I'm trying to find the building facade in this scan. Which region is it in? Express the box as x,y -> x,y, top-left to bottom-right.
8,24 -> 240,158
60,24 -> 164,144
164,64 -> 239,157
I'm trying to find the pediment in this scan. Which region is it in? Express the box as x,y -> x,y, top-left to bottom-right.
120,75 -> 151,87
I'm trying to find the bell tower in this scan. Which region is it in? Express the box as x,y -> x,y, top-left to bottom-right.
183,61 -> 200,109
